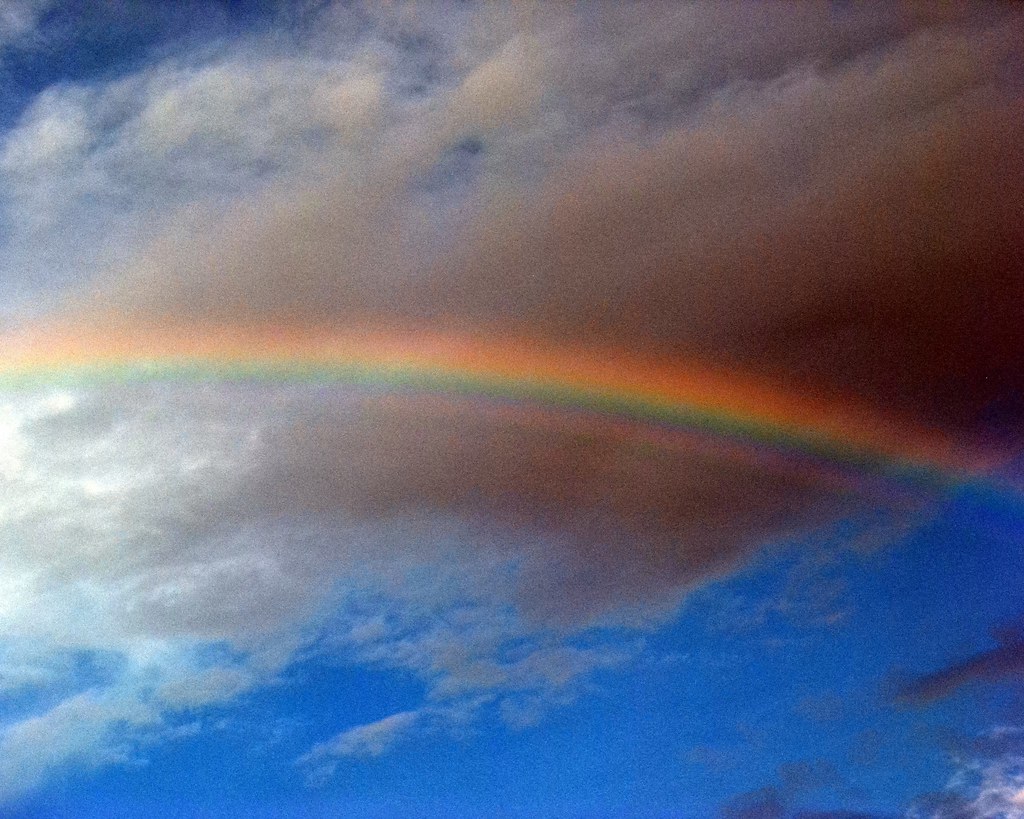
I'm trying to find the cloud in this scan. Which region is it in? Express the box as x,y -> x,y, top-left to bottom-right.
214,394 -> 889,627
0,0 -> 52,48
792,813 -> 895,819
3,380 -> 840,795
23,2 -> 1016,449
716,759 -> 873,819
909,742 -> 1024,819
0,690 -> 158,802
719,787 -> 786,819
896,640 -> 1024,704
297,702 -> 487,784
303,709 -> 421,761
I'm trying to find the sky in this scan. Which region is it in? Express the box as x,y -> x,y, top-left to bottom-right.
0,2 -> 1023,817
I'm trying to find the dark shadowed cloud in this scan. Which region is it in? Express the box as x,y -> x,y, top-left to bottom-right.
50,2 -> 1024,448
197,393 -> 888,626
897,638 -> 1024,704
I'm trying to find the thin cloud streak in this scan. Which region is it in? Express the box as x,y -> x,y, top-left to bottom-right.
897,641 -> 1024,705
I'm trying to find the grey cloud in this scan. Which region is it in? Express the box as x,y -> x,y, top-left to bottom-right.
9,379 -> 836,792
0,374 -> 916,798
432,26 -> 1024,436
201,391 -> 898,627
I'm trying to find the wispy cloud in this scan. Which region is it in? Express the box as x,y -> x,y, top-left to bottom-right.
896,640 -> 1024,705
909,728 -> 1024,818
0,0 -> 52,49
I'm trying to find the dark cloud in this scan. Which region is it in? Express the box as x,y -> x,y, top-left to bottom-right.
435,64 -> 1024,441
195,393 -> 892,626
896,639 -> 1024,704
720,787 -> 786,819
69,4 -> 1024,450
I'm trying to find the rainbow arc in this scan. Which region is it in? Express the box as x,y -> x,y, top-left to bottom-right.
0,324 -> 983,491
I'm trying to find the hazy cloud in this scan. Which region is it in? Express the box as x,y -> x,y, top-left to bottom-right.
0,0 -> 52,48
304,710 -> 422,762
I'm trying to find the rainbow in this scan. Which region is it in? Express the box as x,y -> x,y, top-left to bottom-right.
0,323 -> 987,492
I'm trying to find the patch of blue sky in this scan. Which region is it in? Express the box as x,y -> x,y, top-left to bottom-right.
6,659 -> 429,819
0,645 -> 127,727
7,485 -> 1024,817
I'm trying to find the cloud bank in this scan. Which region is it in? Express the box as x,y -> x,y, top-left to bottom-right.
0,381 -> 868,797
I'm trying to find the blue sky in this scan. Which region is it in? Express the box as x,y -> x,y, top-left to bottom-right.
6,484 -> 1024,818
1,3 -> 1023,817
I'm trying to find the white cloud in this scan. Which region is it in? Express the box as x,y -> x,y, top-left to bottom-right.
0,691 -> 158,802
909,728 -> 1024,818
972,756 -> 1024,818
0,89 -> 92,174
307,710 -> 421,759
